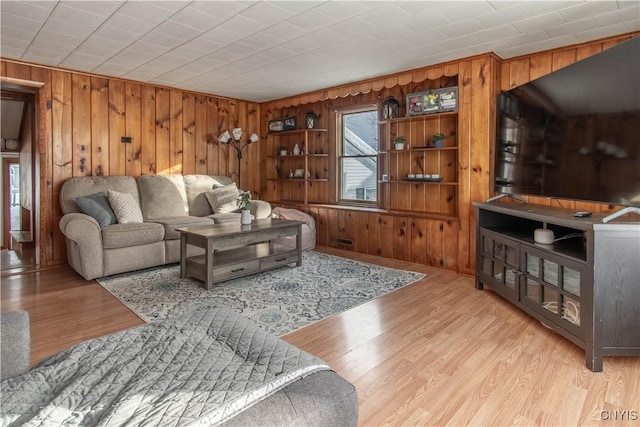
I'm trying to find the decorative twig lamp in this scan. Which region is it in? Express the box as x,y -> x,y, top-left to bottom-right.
218,128 -> 259,186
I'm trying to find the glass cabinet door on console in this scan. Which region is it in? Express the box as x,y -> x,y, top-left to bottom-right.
519,246 -> 586,341
478,229 -> 519,299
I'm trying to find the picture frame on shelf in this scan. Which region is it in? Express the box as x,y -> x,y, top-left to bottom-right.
293,168 -> 305,178
268,116 -> 297,132
283,116 -> 297,131
406,86 -> 458,116
268,119 -> 284,132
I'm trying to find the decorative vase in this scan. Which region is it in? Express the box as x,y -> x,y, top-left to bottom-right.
293,144 -> 301,155
241,209 -> 251,225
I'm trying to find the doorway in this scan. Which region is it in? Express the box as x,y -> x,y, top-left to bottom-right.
1,87 -> 38,273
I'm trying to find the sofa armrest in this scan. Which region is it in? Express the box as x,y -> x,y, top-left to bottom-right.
1,310 -> 30,380
251,200 -> 272,219
59,213 -> 105,280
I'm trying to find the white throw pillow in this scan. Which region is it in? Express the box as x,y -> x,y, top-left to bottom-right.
108,190 -> 143,223
205,183 -> 240,214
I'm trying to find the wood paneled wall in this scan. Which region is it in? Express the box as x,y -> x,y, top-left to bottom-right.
262,54 -> 499,275
262,32 -> 637,275
2,32 -> 635,272
1,60 -> 261,268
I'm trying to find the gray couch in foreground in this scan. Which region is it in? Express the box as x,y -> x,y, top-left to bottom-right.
59,174 -> 272,280
0,309 -> 359,426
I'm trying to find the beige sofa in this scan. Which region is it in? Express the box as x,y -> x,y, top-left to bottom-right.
59,174 -> 271,280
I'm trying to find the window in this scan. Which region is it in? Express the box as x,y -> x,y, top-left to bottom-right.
338,106 -> 379,205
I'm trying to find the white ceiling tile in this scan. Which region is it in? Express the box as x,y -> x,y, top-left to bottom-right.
240,32 -> 286,50
487,1 -> 524,10
103,12 -> 156,34
188,1 -> 252,21
0,35 -> 30,51
437,18 -> 487,38
154,20 -> 203,41
22,47 -> 66,63
438,34 -> 481,51
43,17 -> 98,38
110,49 -> 156,66
593,5 -> 640,26
206,48 -> 246,64
327,17 -> 377,38
200,26 -> 245,45
168,7 -> 223,32
49,3 -> 107,27
179,37 -> 225,54
116,1 -> 177,24
1,25 -> 38,42
92,25 -> 140,44
521,1 -> 582,16
545,17 -> 597,38
313,1 -> 373,21
398,13 -> 450,35
286,9 -> 339,32
0,0 -> 634,103
359,3 -> 415,27
140,31 -> 184,49
575,22 -> 629,43
0,1 -> 54,21
217,13 -> 269,36
63,1 -> 124,18
476,4 -> 531,27
498,34 -> 579,58
559,1 -> 620,22
473,24 -> 521,43
492,30 -> 552,55
238,2 -> 295,26
34,30 -> 83,48
77,35 -> 126,54
512,11 -> 565,34
430,1 -> 497,22
1,45 -> 27,59
260,21 -> 310,41
125,40 -> 171,57
623,20 -> 640,32
1,13 -> 47,32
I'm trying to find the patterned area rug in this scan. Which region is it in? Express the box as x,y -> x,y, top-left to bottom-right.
97,251 -> 425,336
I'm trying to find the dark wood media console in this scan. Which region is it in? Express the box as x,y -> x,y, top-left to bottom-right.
474,202 -> 640,372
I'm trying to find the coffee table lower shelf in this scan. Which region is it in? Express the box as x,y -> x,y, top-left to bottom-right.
184,242 -> 299,288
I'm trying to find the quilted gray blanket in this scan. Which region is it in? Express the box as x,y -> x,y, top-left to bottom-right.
1,309 -> 330,426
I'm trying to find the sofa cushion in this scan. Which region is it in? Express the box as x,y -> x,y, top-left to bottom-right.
137,174 -> 189,220
147,216 -> 214,240
205,183 -> 241,214
108,190 -> 144,224
184,175 -> 234,217
60,176 -> 139,215
102,222 -> 165,249
74,193 -> 117,227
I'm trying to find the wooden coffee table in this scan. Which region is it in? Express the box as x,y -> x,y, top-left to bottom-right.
177,218 -> 303,290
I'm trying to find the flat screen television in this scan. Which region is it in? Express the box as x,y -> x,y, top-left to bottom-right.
494,36 -> 640,207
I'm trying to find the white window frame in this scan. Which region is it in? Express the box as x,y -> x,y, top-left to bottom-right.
336,104 -> 379,206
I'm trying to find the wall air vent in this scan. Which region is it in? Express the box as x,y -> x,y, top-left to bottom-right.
331,237 -> 354,247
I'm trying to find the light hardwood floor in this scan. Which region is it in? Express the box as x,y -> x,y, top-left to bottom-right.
1,247 -> 638,426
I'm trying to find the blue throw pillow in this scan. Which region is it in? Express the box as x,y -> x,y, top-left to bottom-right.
74,192 -> 117,227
